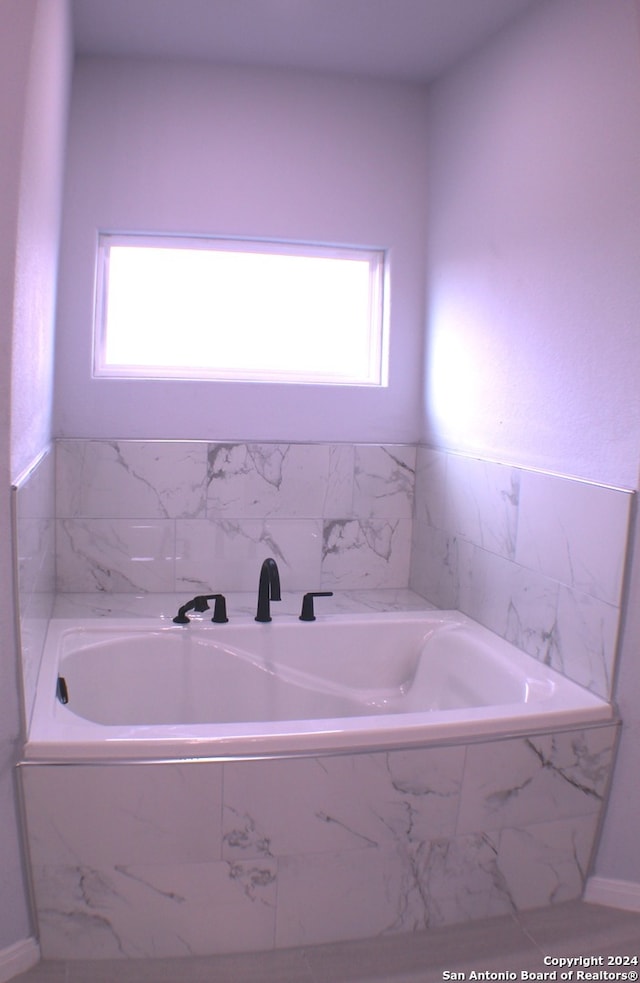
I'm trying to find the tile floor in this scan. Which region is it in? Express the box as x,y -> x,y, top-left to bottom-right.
10,901 -> 640,983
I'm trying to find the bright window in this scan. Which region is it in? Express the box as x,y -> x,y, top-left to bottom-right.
93,234 -> 388,386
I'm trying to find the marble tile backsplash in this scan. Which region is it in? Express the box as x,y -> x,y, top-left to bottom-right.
55,440 -> 416,593
409,448 -> 634,699
14,439 -> 634,719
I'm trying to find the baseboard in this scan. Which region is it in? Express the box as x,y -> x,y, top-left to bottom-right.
0,938 -> 39,983
585,876 -> 640,913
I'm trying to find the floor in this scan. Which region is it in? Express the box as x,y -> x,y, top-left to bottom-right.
11,901 -> 640,983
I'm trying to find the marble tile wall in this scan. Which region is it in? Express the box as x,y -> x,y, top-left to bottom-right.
20,722 -> 618,958
409,448 -> 634,700
12,448 -> 56,727
14,440 -> 633,714
55,440 -> 416,595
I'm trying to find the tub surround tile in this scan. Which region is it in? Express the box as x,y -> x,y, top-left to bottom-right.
497,814 -> 599,910
456,728 -> 616,835
352,445 -> 416,519
206,443 -> 333,519
515,470 -> 631,607
445,455 -> 520,560
23,724 -> 616,959
409,524 -> 459,610
33,858 -> 277,959
22,763 -> 224,867
56,519 -> 175,593
457,541 -> 561,665
221,748 -> 466,860
176,518 -> 322,592
56,440 -> 208,520
16,439 -> 629,960
410,448 -> 633,699
554,587 -> 620,697
53,440 -> 415,597
321,518 -> 412,589
48,438 -> 632,703
325,444 -> 356,517
413,448 -> 448,530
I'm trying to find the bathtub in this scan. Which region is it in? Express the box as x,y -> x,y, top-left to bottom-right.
24,610 -> 613,761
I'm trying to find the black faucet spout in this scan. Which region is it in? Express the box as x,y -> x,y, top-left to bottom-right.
255,557 -> 281,622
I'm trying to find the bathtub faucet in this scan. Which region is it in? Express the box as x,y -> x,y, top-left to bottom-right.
173,593 -> 228,624
255,557 -> 281,623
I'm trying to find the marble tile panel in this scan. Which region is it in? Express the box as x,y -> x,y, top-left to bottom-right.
175,518 -> 322,592
275,832 -> 514,949
392,832 -> 515,930
22,763 -> 224,866
275,847 -> 400,948
352,445 -> 416,519
409,521 -> 459,609
15,595 -> 53,729
515,470 -> 632,605
324,444 -> 355,517
13,452 -> 55,597
15,511 -> 55,599
34,858 -> 277,959
497,813 -> 599,910
206,443 -> 334,518
56,440 -> 208,519
554,586 -> 620,698
222,748 -> 465,860
456,542 -> 559,663
413,447 -> 448,530
56,519 -> 175,592
456,728 -> 616,835
321,518 -> 411,589
445,456 -> 520,559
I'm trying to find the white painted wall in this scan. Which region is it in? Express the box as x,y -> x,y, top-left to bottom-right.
424,0 -> 640,887
11,0 -> 71,481
424,0 -> 640,490
0,0 -> 71,953
53,60 -> 430,443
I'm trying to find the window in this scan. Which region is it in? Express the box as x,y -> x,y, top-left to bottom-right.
93,234 -> 388,386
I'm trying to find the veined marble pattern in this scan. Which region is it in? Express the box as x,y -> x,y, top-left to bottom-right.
410,448 -> 633,699
207,443 -> 325,518
21,723 -> 618,959
56,519 -> 175,593
56,440 -> 208,519
321,518 -> 412,589
352,445 -> 416,519
175,517 -> 323,592
18,439 -> 634,705
54,440 -> 415,595
221,748 -> 466,860
445,454 -> 519,560
33,858 -> 278,959
515,470 -> 631,607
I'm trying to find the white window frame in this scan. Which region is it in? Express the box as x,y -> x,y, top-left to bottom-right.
93,233 -> 389,387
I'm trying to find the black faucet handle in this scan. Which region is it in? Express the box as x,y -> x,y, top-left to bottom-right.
211,594 -> 229,623
299,591 -> 334,622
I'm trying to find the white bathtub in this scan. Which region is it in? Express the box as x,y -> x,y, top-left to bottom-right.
25,610 -> 613,761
